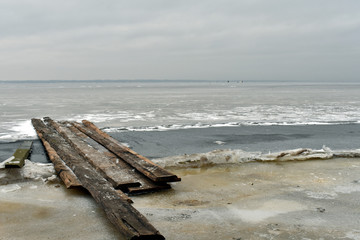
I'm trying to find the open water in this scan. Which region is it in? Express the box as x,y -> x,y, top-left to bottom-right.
0,80 -> 359,163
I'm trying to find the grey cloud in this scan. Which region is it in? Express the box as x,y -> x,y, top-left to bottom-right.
0,0 -> 359,80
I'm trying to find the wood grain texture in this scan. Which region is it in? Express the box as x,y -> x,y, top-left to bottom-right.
32,118 -> 164,240
74,120 -> 180,183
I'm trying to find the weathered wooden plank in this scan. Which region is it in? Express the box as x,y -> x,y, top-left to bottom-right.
5,141 -> 33,168
126,182 -> 170,194
44,118 -> 141,190
80,133 -> 171,194
73,120 -> 181,183
32,118 -> 164,240
36,130 -> 81,188
65,121 -> 171,194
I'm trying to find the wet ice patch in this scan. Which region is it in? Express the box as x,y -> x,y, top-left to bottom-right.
153,146 -> 360,168
46,175 -> 59,183
67,111 -> 156,124
21,160 -> 55,181
153,149 -> 261,168
120,142 -> 131,148
261,147 -> 333,161
0,120 -> 37,141
11,120 -> 37,138
0,160 -> 55,185
1,184 -> 21,193
0,156 -> 15,169
305,191 -> 338,200
346,230 -> 360,240
214,141 -> 226,145
335,184 -> 360,194
229,199 -> 306,223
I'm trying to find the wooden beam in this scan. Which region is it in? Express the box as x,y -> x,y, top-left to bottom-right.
5,141 -> 33,168
73,120 -> 180,183
36,130 -> 81,188
64,122 -> 171,194
32,118 -> 164,240
44,118 -> 141,190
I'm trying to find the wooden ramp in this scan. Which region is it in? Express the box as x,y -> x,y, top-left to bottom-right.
32,117 -> 181,240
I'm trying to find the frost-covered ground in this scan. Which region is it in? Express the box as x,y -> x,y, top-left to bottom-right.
1,158 -> 360,240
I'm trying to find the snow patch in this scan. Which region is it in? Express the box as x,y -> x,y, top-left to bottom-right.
0,160 -> 55,185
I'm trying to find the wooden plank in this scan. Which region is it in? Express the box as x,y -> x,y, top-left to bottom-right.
35,130 -> 81,188
126,182 -> 170,194
81,133 -> 171,194
64,121 -> 171,194
44,118 -> 141,190
5,141 -> 33,168
32,118 -> 164,240
73,120 -> 181,183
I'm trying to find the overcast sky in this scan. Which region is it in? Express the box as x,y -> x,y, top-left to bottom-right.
1,0 -> 359,81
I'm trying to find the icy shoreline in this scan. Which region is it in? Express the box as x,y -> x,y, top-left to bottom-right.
152,146 -> 360,168
2,157 -> 360,240
0,160 -> 56,186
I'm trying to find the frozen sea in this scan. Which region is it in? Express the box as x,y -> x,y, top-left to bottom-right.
1,80 -> 360,240
0,79 -> 359,163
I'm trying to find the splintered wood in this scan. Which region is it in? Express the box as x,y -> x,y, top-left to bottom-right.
32,117 -> 181,240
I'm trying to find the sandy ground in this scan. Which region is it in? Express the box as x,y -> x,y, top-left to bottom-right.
1,158 -> 360,240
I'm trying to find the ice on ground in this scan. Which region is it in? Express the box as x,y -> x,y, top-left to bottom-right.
229,199 -> 306,223
0,120 -> 37,141
305,191 -> 338,200
335,184 -> 360,194
214,140 -> 226,145
11,120 -> 37,138
0,156 -> 15,168
153,146 -> 360,168
0,160 -> 56,185
1,184 -> 21,193
346,230 -> 360,240
0,181 -> 122,240
2,156 -> 360,239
